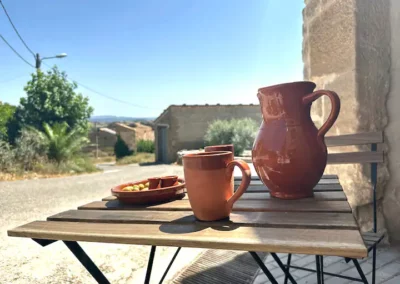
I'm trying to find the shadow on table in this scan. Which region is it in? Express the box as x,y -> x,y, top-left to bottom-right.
173,250 -> 265,284
159,215 -> 241,234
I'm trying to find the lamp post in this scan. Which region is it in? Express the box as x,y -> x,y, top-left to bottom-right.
35,53 -> 67,70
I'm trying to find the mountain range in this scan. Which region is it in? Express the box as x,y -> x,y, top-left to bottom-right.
90,115 -> 155,123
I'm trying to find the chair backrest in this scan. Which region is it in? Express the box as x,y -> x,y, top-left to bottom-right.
325,131 -> 384,233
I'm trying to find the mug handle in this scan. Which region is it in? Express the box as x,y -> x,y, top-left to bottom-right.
226,160 -> 251,209
302,90 -> 341,138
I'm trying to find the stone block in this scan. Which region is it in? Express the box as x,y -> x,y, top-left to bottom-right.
317,71 -> 358,134
303,0 -> 321,21
308,0 -> 356,77
356,202 -> 388,241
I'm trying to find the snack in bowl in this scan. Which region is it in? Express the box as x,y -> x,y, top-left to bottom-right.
111,178 -> 186,204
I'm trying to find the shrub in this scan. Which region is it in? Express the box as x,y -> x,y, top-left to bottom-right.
0,140 -> 14,171
204,118 -> 258,156
231,118 -> 258,156
29,122 -> 89,164
114,135 -> 133,159
14,129 -> 48,170
137,139 -> 155,153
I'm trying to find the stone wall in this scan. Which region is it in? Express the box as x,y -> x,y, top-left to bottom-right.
383,0 -> 400,242
155,105 -> 262,163
114,123 -> 136,151
303,0 -> 394,239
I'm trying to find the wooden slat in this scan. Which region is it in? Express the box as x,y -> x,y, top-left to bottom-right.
327,151 -> 384,164
246,184 -> 343,192
325,132 -> 383,147
102,191 -> 347,202
48,210 -> 358,230
239,179 -> 339,186
8,221 -> 367,258
78,199 -> 352,213
234,174 -> 338,180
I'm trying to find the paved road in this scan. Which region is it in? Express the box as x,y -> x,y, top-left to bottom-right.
0,164 -> 202,284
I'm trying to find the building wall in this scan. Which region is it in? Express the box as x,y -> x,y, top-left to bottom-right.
88,130 -> 116,149
383,0 -> 400,241
155,105 -> 261,163
114,124 -> 136,151
303,0 -> 396,239
154,108 -> 173,162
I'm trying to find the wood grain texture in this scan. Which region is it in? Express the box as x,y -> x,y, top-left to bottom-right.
8,221 -> 367,258
239,179 -> 340,186
234,174 -> 339,180
103,191 -> 347,202
245,184 -> 343,193
325,132 -> 383,147
327,151 -> 384,164
78,199 -> 352,213
48,210 -> 358,230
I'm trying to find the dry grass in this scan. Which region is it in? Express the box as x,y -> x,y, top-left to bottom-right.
90,156 -> 116,164
116,153 -> 155,165
0,158 -> 100,181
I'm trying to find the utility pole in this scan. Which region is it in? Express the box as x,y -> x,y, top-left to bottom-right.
35,53 -> 41,69
35,52 -> 68,70
95,122 -> 99,159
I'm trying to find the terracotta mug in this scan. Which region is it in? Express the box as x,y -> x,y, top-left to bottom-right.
160,175 -> 178,188
148,177 -> 160,190
204,144 -> 234,154
183,151 -> 251,221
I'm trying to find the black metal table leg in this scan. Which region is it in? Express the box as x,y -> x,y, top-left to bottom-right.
372,246 -> 377,284
270,253 -> 297,284
320,256 -> 324,284
353,259 -> 369,284
316,255 -> 322,284
63,241 -> 110,284
159,247 -> 181,284
284,254 -> 292,284
249,252 -> 278,284
145,246 -> 156,284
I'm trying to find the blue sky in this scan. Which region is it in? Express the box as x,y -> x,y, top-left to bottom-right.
0,0 -> 304,118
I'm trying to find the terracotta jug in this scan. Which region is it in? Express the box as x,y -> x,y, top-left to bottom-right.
252,81 -> 340,199
183,151 -> 251,221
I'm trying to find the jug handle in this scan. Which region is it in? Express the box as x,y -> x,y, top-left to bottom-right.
226,160 -> 251,209
302,90 -> 341,138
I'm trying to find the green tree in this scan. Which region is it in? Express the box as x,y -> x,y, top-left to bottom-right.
7,66 -> 93,143
114,135 -> 133,159
30,122 -> 89,164
0,102 -> 16,141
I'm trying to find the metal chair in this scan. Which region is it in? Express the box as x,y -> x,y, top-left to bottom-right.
284,132 -> 385,284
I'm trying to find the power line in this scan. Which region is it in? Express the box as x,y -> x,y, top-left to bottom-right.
42,63 -> 158,110
0,34 -> 34,67
72,80 -> 159,110
0,0 -> 35,57
0,74 -> 28,83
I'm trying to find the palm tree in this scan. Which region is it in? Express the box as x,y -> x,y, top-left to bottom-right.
30,122 -> 89,164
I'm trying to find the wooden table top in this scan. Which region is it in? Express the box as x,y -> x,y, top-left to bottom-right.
8,174 -> 368,259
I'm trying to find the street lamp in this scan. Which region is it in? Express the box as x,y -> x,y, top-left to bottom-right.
35,53 -> 68,69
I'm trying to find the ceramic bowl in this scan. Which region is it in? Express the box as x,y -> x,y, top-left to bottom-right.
111,178 -> 185,204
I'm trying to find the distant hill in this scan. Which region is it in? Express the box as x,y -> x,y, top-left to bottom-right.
90,115 -> 155,123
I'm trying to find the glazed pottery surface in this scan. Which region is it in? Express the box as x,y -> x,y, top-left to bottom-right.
183,151 -> 251,221
205,144 -> 234,154
252,81 -> 340,199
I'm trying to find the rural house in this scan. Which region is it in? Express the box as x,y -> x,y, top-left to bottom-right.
154,104 -> 261,163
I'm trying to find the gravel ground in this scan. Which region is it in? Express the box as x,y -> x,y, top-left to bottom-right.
0,164 -> 203,284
